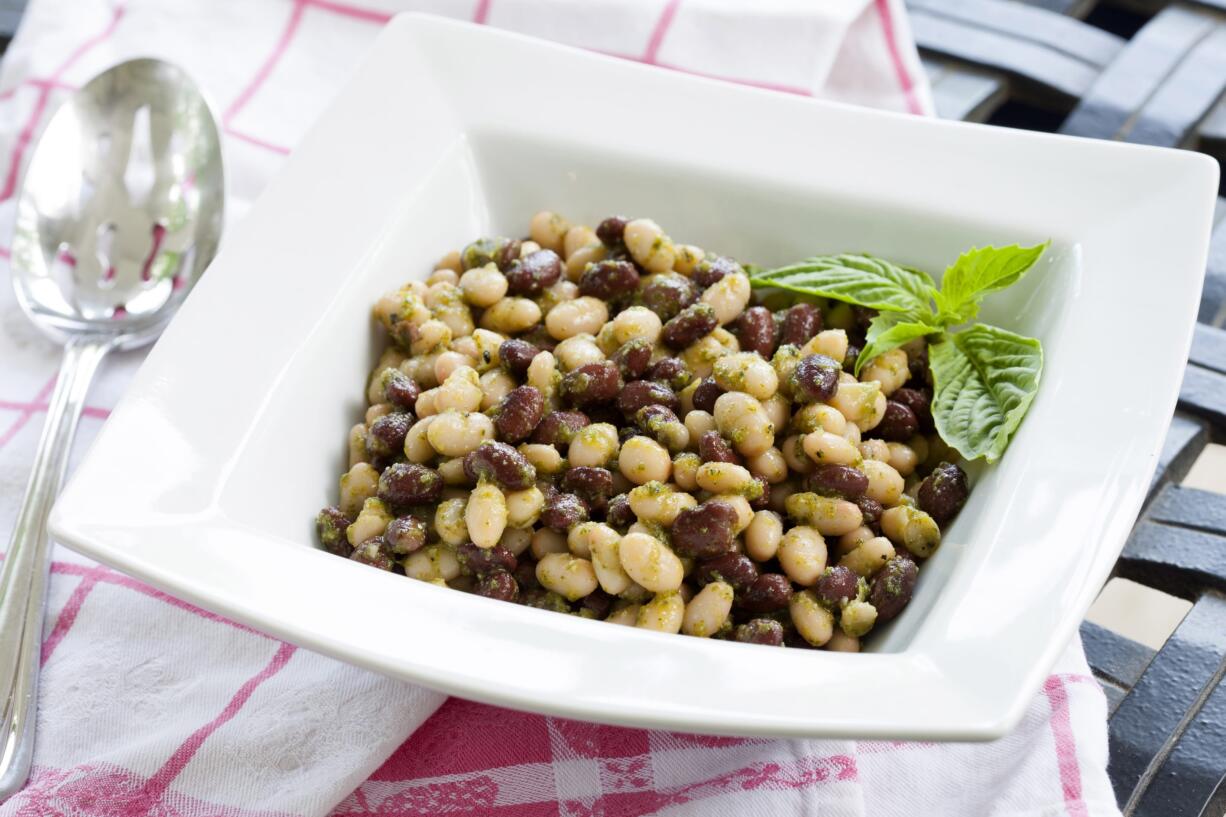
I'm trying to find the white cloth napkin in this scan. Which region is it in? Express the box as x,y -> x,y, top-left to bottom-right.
0,1 -> 1122,814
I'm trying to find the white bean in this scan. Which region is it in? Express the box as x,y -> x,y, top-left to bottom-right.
789,590 -> 835,647
682,581 -> 734,637
744,510 -> 783,561
426,411 -> 495,457
778,525 -> 828,586
536,552 -> 599,601
637,591 -> 685,632
465,482 -> 507,549
618,531 -> 684,592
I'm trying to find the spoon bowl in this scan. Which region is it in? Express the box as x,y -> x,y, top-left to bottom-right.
0,58 -> 223,800
11,57 -> 223,348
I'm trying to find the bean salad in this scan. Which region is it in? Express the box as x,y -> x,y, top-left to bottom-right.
315,212 -> 971,650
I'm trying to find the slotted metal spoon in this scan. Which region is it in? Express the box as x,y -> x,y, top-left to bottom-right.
0,58 -> 224,799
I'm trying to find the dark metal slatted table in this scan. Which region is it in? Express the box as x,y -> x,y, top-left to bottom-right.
913,1 -> 1226,813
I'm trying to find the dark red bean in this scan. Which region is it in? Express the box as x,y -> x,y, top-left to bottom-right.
582,589 -> 613,618
499,339 -> 540,376
852,306 -> 876,332
562,362 -> 623,407
671,501 -> 738,559
541,492 -> 589,532
734,619 -> 784,646
779,303 -> 822,346
378,463 -> 443,506
892,387 -> 933,432
505,249 -> 562,295
875,401 -> 918,442
789,354 -> 841,403
695,552 -> 759,592
494,385 -> 544,444
562,467 -> 614,513
918,462 -> 969,524
475,570 -> 519,602
316,506 -> 352,557
749,477 -> 771,511
596,216 -> 630,245
519,326 -> 557,353
691,378 -> 724,413
578,259 -> 639,300
606,493 -> 634,529
814,565 -> 859,608
513,559 -> 540,591
611,338 -> 653,380
662,303 -> 718,349
698,431 -> 742,465
365,412 -> 413,458
908,345 -> 929,384
641,274 -> 698,321
383,369 -> 421,409
807,464 -> 868,499
585,404 -> 622,428
464,441 -> 537,490
644,357 -> 691,390
635,404 -> 680,436
617,380 -> 678,417
532,410 -> 590,447
460,237 -> 508,270
384,515 -> 427,555
496,239 -> 524,271
869,558 -> 918,623
349,537 -> 395,570
692,255 -> 742,288
523,589 -> 572,613
855,496 -> 883,526
739,574 -> 793,613
736,307 -> 778,359
457,542 -> 517,576
843,344 -> 862,373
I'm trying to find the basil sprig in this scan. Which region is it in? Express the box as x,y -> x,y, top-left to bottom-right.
749,243 -> 1048,463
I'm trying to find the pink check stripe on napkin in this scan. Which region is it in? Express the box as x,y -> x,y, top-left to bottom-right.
0,1 -> 1119,814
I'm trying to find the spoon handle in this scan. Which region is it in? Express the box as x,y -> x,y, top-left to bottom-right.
0,336 -> 112,799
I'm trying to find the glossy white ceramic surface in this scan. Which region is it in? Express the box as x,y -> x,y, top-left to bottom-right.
49,14 -> 1219,740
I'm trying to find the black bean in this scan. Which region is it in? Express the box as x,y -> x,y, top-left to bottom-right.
807,464 -> 868,499
875,401 -> 918,442
461,237 -> 509,270
698,431 -> 742,465
852,306 -> 876,332
519,325 -> 557,353
562,361 -> 623,407
578,259 -> 639,300
532,410 -> 590,447
671,501 -> 738,558
494,385 -> 544,444
789,354 -> 841,403
734,619 -> 784,646
384,369 -> 421,409
617,380 -> 678,417
378,463 -> 444,507
611,338 -> 653,380
606,493 -> 634,529
541,492 -> 589,532
499,339 -> 540,376
918,462 -> 969,525
869,558 -> 918,623
908,345 -> 929,384
735,306 -> 778,359
739,574 -> 793,613
692,255 -> 742,288
662,303 -> 718,349
695,552 -> 759,592
316,506 -> 352,557
691,378 -> 724,413
384,515 -> 427,555
505,249 -> 562,295
513,559 -> 541,591
366,412 -> 413,458
892,387 -> 933,433
496,238 -> 524,271
562,467 -> 614,513
349,537 -> 395,570
457,542 -> 517,576
596,216 -> 630,245
644,357 -> 691,391
582,589 -> 613,618
779,303 -> 822,347
464,441 -> 537,490
843,344 -> 862,373
813,565 -> 859,608
856,496 -> 883,526
641,274 -> 698,322
475,570 -> 519,602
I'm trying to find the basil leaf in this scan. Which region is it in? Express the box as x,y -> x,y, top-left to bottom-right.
751,254 -> 935,315
854,313 -> 940,376
935,243 -> 1047,325
929,324 -> 1042,463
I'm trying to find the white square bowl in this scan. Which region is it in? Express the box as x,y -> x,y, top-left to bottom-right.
49,14 -> 1220,740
